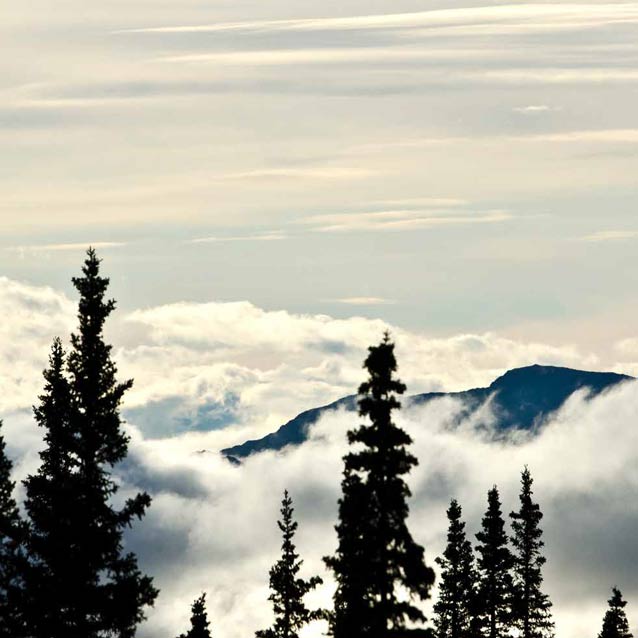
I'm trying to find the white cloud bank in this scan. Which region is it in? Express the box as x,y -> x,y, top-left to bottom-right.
0,274 -> 602,436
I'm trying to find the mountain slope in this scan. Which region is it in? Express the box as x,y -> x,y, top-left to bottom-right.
221,365 -> 633,462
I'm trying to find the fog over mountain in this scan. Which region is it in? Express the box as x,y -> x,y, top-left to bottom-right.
3,275 -> 638,637
221,364 -> 632,461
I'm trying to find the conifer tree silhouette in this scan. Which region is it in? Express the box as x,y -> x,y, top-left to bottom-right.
179,594 -> 213,638
23,250 -> 158,638
325,333 -> 434,638
23,338 -> 77,637
324,469 -> 374,638
256,490 -> 322,638
509,468 -> 553,638
599,588 -> 633,638
0,421 -> 26,637
434,499 -> 478,638
475,487 -> 513,638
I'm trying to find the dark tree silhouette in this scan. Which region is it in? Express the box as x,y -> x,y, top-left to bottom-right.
324,469 -> 375,638
22,338 -> 77,637
256,490 -> 322,638
509,468 -> 553,638
475,487 -> 513,638
23,250 -> 158,638
0,421 -> 26,637
434,499 -> 478,638
179,594 -> 213,638
325,333 -> 435,638
599,588 -> 633,638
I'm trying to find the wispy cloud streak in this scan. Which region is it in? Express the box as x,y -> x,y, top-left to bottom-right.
119,4 -> 638,36
188,233 -> 286,244
7,242 -> 126,253
332,296 -> 396,305
299,209 -> 512,233
578,230 -> 638,243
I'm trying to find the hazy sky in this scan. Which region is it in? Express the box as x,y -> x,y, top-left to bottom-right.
2,0 -> 638,343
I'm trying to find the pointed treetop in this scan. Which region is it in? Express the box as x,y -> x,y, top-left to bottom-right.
599,587 -> 633,638
359,333 -> 406,400
434,498 -> 477,638
278,490 -> 298,539
475,485 -> 514,638
179,594 -> 212,638
256,490 -> 322,638
448,498 -> 462,519
510,467 -> 554,638
71,248 -> 116,329
520,465 -> 534,492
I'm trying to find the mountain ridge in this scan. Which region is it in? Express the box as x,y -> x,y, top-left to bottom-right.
221,364 -> 633,462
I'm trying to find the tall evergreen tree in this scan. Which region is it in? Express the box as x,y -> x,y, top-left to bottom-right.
0,421 -> 26,637
324,470 -> 375,638
22,339 -> 78,637
599,588 -> 633,638
256,490 -> 322,638
23,249 -> 158,638
509,468 -> 553,638
325,333 -> 435,638
434,499 -> 477,638
475,487 -> 513,638
178,594 -> 213,638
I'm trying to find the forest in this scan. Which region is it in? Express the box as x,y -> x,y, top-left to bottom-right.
0,250 -> 632,638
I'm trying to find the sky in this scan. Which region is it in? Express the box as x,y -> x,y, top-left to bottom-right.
2,1 -> 638,636
2,0 -> 638,342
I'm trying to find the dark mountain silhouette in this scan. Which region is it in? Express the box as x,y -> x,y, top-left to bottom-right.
221,365 -> 633,462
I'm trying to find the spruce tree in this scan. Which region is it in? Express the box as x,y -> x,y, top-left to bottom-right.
325,333 -> 435,638
256,490 -> 322,638
599,588 -> 633,638
475,487 -> 513,638
22,339 -> 78,637
23,249 -> 158,638
179,594 -> 213,638
0,421 -> 26,637
509,468 -> 553,638
324,470 -> 375,638
434,499 -> 477,638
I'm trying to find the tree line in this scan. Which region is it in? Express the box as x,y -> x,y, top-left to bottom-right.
0,250 -> 632,638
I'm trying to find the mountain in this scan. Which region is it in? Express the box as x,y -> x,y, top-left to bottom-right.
221,365 -> 633,462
